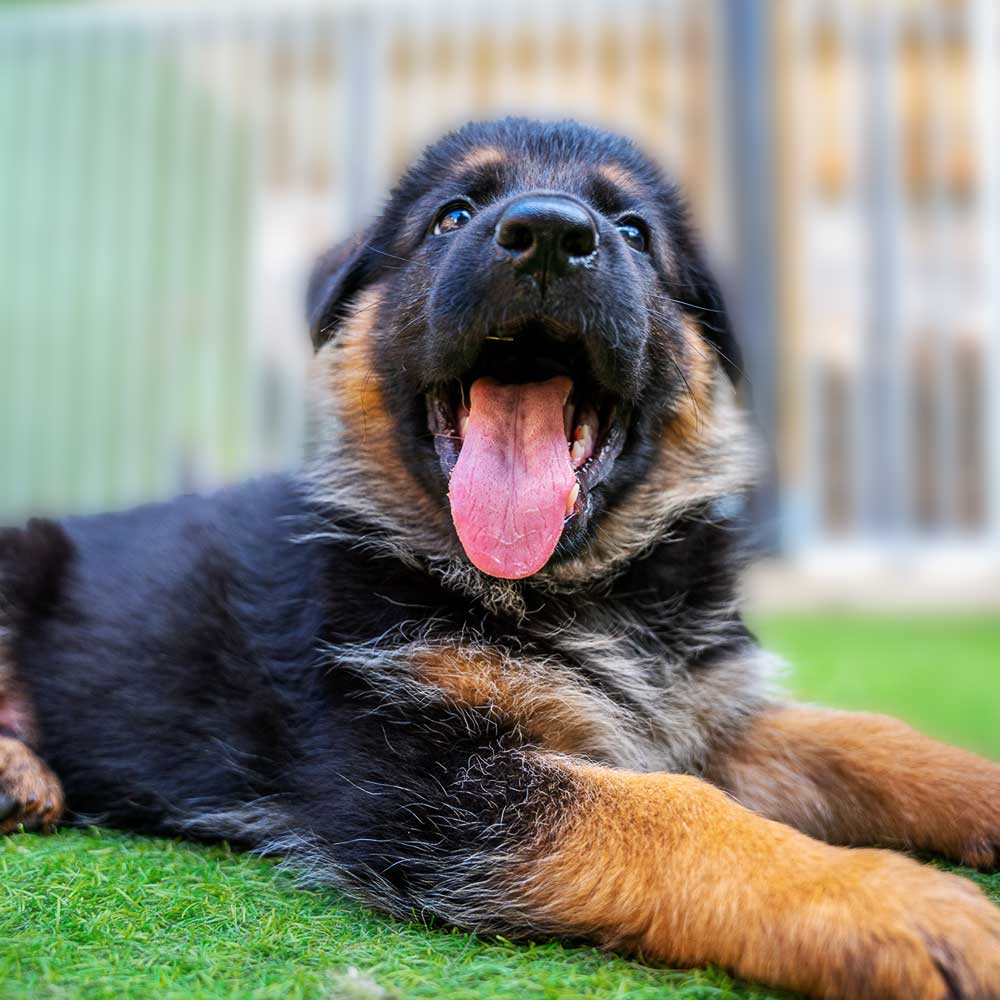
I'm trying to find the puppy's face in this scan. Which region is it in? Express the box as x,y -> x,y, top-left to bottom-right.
308,119 -> 746,583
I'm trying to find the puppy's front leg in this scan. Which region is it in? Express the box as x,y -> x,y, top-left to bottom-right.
527,761 -> 1000,1000
370,747 -> 999,999
706,704 -> 1000,870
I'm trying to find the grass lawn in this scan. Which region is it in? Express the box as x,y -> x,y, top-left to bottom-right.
2,615 -> 998,1000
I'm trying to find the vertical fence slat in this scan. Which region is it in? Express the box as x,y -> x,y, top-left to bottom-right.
784,0 -> 821,552
578,0 -> 603,128
663,0 -> 686,167
118,20 -> 161,504
861,5 -> 908,542
837,0 -> 866,540
3,26 -> 41,515
156,23 -> 197,498
619,0 -> 643,136
41,27 -> 86,512
0,30 -> 13,501
925,0 -> 959,534
724,0 -> 781,550
971,0 -> 1000,543
705,1 -> 731,252
199,15 -> 237,491
281,11 -> 312,471
244,10 -> 273,475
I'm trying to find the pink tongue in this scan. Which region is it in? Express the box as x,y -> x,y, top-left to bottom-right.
448,375 -> 576,579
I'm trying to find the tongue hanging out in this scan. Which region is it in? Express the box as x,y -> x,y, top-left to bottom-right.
448,375 -> 577,579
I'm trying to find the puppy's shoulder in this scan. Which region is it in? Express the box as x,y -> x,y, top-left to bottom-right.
55,475 -> 311,580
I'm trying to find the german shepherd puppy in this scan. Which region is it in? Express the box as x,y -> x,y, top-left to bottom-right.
1,119 -> 998,1000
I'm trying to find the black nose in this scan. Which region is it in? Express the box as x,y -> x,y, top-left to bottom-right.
495,195 -> 598,281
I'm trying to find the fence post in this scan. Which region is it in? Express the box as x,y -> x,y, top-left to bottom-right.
722,1 -> 781,552
972,0 -> 1000,546
338,4 -> 388,233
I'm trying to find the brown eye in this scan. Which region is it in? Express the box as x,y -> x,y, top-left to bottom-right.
617,216 -> 649,253
434,203 -> 474,235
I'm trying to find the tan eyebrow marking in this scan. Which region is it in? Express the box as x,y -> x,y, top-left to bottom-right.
596,162 -> 644,198
455,145 -> 508,173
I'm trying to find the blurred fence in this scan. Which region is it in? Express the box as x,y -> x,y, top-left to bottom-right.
780,1 -> 1000,564
0,0 -> 998,565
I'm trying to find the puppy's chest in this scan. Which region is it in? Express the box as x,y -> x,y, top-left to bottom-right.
408,619 -> 716,774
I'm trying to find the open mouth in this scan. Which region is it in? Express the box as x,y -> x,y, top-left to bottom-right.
425,321 -> 629,579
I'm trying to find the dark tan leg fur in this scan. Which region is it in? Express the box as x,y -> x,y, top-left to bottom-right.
523,758 -> 1000,1000
707,704 -> 1000,870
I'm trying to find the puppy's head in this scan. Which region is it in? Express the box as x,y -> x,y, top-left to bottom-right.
307,118 -> 753,585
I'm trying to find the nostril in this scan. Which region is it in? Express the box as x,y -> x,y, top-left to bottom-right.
562,223 -> 596,258
497,221 -> 534,253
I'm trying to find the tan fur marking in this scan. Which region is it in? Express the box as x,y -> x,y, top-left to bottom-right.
322,289 -> 420,505
307,287 -> 457,554
595,162 -> 644,198
412,647 -> 637,762
455,145 -> 507,173
708,704 -> 1000,868
524,758 -> 1000,1000
663,315 -> 718,448
0,736 -> 63,833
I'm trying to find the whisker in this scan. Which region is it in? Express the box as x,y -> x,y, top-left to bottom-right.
668,355 -> 704,435
364,244 -> 430,269
648,291 -> 727,315
644,304 -> 750,384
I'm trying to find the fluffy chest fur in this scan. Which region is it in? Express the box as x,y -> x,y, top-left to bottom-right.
326,570 -> 775,775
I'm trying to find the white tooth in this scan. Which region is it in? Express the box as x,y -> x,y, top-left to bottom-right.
570,420 -> 594,469
565,481 -> 580,515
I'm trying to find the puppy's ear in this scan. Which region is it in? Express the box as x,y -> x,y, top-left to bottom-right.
305,233 -> 380,350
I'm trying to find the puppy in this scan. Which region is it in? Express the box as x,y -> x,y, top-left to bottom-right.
1,118 -> 998,1000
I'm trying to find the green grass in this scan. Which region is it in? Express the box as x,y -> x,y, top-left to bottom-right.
1,615 -> 998,1000
753,613 -> 1000,759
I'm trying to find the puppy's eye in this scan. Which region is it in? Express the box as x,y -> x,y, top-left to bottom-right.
616,217 -> 649,253
433,203 -> 474,235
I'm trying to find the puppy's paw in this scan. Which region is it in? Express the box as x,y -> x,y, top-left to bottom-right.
0,735 -> 63,833
914,755 -> 1000,872
947,760 -> 1000,872
824,849 -> 1000,1000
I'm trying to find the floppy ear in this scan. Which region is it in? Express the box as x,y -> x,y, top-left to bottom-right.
677,246 -> 743,386
305,233 -> 381,350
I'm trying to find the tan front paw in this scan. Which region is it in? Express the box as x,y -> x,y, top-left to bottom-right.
0,735 -> 64,833
811,849 -> 1000,1000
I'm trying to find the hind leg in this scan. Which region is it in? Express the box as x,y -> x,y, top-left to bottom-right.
0,647 -> 63,833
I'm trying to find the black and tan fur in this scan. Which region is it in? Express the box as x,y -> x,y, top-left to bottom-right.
1,119 -> 998,1000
